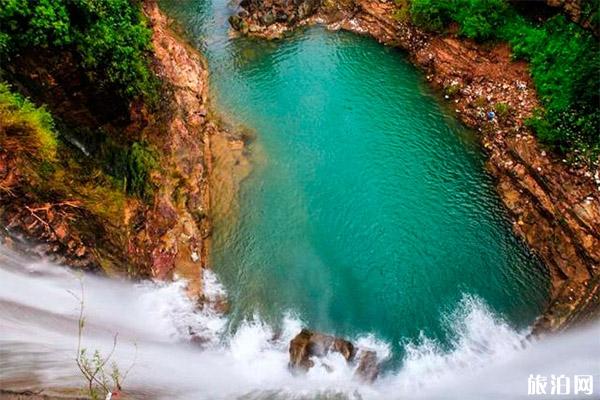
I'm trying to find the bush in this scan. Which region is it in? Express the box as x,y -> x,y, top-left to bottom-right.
410,0 -> 452,32
503,15 -> 600,151
454,0 -> 511,41
104,141 -> 157,199
410,0 -> 512,40
408,0 -> 600,155
494,102 -> 511,119
0,0 -> 155,101
0,82 -> 58,162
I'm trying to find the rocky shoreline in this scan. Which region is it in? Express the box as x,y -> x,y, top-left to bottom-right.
139,0 -> 248,301
228,0 -> 600,333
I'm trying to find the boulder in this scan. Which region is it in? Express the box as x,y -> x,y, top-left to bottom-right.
354,350 -> 379,383
260,10 -> 277,26
289,329 -> 355,373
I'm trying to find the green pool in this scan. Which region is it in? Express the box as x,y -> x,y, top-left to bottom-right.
160,0 -> 548,361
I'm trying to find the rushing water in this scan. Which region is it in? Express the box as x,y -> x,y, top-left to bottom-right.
0,248 -> 598,399
159,0 -> 548,353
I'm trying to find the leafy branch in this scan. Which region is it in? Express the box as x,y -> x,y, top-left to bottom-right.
68,278 -> 137,399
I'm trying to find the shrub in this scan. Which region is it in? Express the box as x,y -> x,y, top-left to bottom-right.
503,15 -> 600,150
0,82 -> 58,162
409,0 -> 512,40
408,0 -> 600,155
410,0 -> 452,32
494,102 -> 511,119
0,0 -> 156,101
104,141 -> 157,199
453,0 -> 511,41
0,0 -> 71,47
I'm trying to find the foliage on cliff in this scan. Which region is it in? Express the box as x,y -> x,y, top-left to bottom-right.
408,0 -> 600,157
0,82 -> 128,220
0,0 -> 161,198
0,82 -> 57,164
0,0 -> 156,101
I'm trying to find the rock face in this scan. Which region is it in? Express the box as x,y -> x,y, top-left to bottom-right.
0,0 -> 242,302
289,329 -> 356,371
136,0 -> 220,297
545,0 -> 599,35
231,0 -> 600,333
288,329 -> 380,382
355,350 -> 379,383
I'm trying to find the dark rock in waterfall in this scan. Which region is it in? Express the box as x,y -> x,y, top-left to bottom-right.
354,350 -> 379,383
288,328 -> 356,373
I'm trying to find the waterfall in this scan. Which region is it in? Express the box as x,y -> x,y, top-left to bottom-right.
1,246 -> 598,399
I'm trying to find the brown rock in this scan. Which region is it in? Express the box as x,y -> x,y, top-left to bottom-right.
354,350 -> 379,383
289,329 -> 356,373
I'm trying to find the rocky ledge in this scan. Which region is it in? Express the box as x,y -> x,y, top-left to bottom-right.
229,0 -> 600,333
0,0 -> 244,303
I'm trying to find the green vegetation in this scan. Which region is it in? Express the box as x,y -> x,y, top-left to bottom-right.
0,0 -> 160,200
0,0 -> 156,100
1,81 -> 156,202
410,0 -> 510,40
494,102 -> 511,120
104,140 -> 158,199
408,0 -> 600,158
0,82 -> 57,162
506,16 -> 599,156
0,82 -> 130,220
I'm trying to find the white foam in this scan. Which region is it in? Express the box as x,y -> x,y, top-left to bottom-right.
1,247 -> 598,399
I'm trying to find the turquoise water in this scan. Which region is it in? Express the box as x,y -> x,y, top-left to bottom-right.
160,0 -> 548,358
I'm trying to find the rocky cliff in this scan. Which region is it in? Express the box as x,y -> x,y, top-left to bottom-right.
229,0 -> 600,333
0,0 -> 241,301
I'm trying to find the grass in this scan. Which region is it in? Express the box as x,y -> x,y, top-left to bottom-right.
0,82 -> 58,162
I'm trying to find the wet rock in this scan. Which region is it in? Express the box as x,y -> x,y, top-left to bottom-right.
354,350 -> 379,383
261,10 -> 277,26
229,15 -> 244,31
275,10 -> 289,22
289,329 -> 355,372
